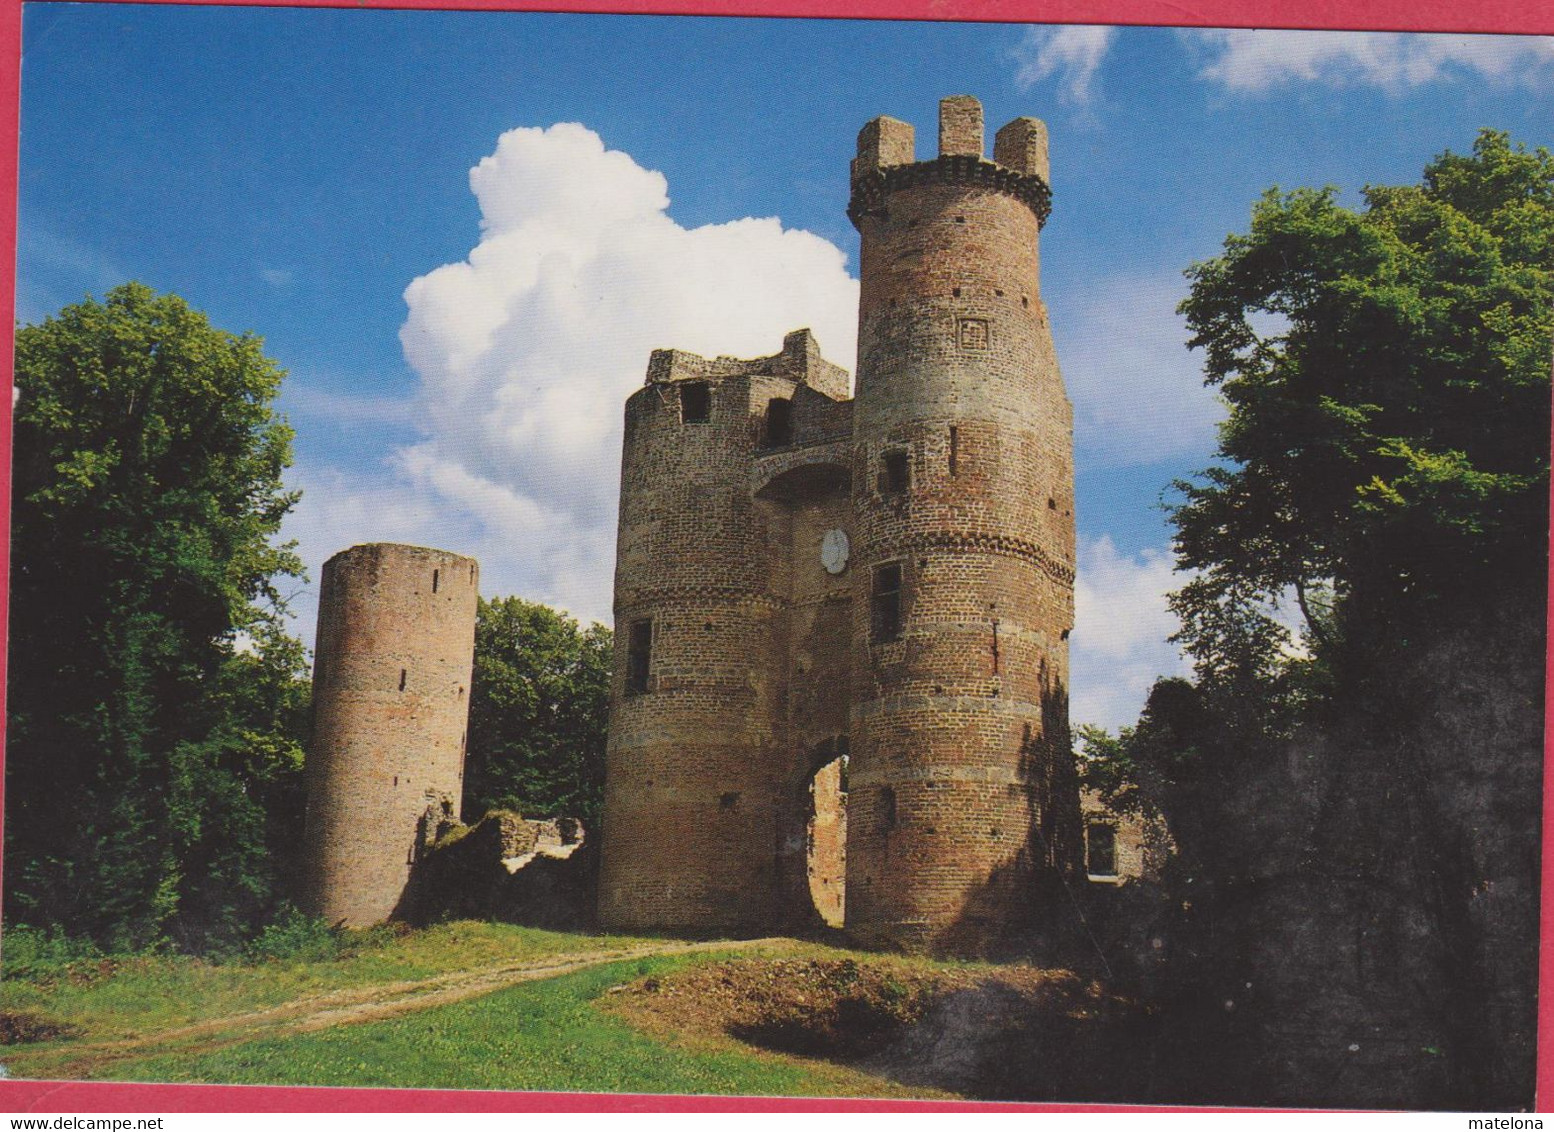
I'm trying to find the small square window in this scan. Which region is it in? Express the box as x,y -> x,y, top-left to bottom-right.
680,382 -> 711,423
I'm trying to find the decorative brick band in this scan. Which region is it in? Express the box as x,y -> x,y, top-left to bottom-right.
850,764 -> 1034,788
614,587 -> 786,613
848,156 -> 1052,230
852,694 -> 1049,721
880,530 -> 1076,586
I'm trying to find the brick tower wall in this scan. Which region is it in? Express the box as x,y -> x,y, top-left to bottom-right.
598,354 -> 791,934
301,543 -> 479,927
845,97 -> 1080,954
755,458 -> 854,928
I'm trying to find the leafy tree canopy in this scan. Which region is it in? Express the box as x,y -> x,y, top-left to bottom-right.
463,596 -> 611,829
6,283 -> 309,950
1173,129 -> 1552,683
1083,130 -> 1552,867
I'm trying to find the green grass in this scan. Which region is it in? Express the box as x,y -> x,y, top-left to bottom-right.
86,954 -> 899,1098
0,921 -> 665,1044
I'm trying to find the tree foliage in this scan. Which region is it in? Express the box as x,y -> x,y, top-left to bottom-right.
463,596 -> 611,828
6,283 -> 310,950
1093,129 -> 1553,858
1080,132 -> 1551,1108
1172,129 -> 1552,677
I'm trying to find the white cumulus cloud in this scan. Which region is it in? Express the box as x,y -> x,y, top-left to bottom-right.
1070,536 -> 1191,732
1055,273 -> 1223,468
1186,29 -> 1554,93
1012,25 -> 1117,105
282,122 -> 859,639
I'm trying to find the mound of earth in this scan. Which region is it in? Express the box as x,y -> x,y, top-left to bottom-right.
605,956 -> 1157,1102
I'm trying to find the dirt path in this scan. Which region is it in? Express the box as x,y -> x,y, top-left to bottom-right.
9,937 -> 789,1080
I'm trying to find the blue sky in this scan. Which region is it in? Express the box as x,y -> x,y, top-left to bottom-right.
16,6 -> 1554,728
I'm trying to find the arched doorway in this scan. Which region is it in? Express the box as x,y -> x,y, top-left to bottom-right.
806,746 -> 848,928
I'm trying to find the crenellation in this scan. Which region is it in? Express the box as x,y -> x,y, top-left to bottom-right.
853,115 -> 916,183
994,116 -> 1050,181
937,95 -> 984,158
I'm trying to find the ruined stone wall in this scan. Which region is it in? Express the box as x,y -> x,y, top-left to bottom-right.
301,543 -> 479,927
845,97 -> 1079,954
600,329 -> 860,935
1080,791 -> 1166,883
599,354 -> 790,934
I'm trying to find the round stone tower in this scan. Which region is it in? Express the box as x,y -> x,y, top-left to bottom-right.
845,96 -> 1080,954
596,348 -> 789,934
301,542 -> 479,927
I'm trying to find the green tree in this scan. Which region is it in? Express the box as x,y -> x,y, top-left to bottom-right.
1092,131 -> 1552,1109
463,596 -> 611,828
6,283 -> 309,950
1173,129 -> 1552,668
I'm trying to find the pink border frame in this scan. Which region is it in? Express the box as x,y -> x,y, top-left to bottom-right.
0,0 -> 1549,1113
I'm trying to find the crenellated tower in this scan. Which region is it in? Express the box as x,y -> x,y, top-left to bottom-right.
844,96 -> 1080,953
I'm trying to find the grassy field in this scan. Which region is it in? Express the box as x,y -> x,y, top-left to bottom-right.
82,952 -> 938,1099
0,921 -> 663,1046
0,924 -> 959,1099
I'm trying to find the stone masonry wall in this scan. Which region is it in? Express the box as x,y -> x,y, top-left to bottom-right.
845,97 -> 1079,954
599,98 -> 1080,955
301,543 -> 479,927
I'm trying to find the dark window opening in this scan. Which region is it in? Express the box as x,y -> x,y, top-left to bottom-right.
1022,296 -> 1030,308
470,563 -> 477,584
398,668 -> 407,692
879,449 -> 910,494
952,287 -> 962,297
432,568 -> 440,593
720,791 -> 740,810
764,397 -> 794,447
881,786 -> 898,831
1087,823 -> 1118,877
626,618 -> 653,694
872,563 -> 903,642
955,215 -> 966,224
680,381 -> 711,423
991,618 -> 1000,675
1061,628 -> 1071,641
949,426 -> 959,476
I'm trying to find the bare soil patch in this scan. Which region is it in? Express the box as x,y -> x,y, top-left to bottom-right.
605,956 -> 1159,1102
0,1011 -> 77,1045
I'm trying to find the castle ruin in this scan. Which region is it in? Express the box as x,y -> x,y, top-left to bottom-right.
301,542 -> 480,927
598,96 -> 1082,954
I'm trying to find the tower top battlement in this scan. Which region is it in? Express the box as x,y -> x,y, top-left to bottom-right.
848,96 -> 1052,230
